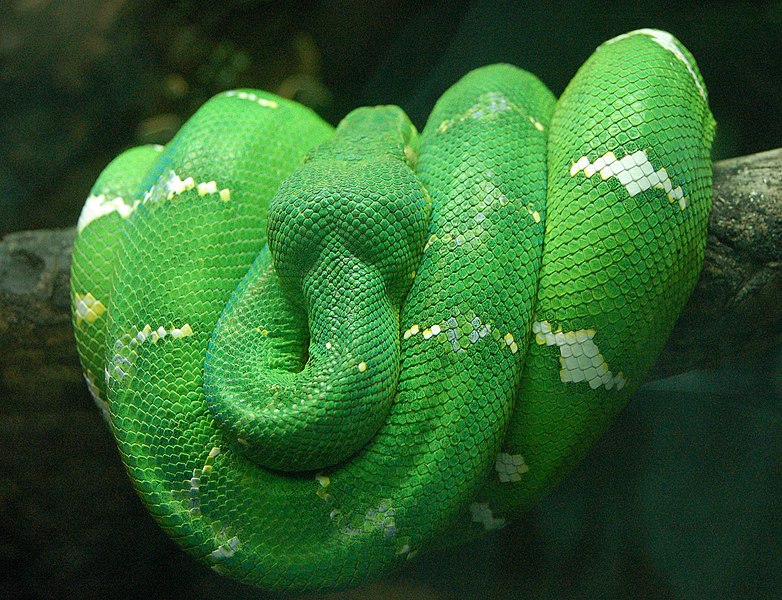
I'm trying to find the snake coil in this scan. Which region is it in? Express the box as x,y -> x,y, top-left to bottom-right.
71,30 -> 714,592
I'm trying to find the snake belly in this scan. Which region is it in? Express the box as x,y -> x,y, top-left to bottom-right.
70,30 -> 715,592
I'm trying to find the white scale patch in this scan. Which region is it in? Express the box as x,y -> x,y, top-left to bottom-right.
151,170 -> 231,203
108,322 -> 193,382
209,535 -> 240,561
78,171 -> 232,232
76,147 -> 165,232
84,370 -> 110,423
495,452 -> 529,482
317,478 -> 404,549
223,90 -> 279,109
447,315 -> 492,353
470,502 -> 505,531
533,320 -> 625,390
315,473 -> 332,501
437,91 -> 544,133
405,315 -> 525,359
526,204 -> 542,223
77,194 -> 135,233
571,150 -> 687,209
358,502 -> 398,540
422,177 -> 541,264
605,28 -> 707,102
503,332 -> 518,355
189,446 -> 221,516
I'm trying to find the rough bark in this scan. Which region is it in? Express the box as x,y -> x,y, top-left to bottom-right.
649,148 -> 782,379
1,149 -> 780,398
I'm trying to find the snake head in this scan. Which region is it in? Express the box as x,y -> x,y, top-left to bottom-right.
267,105 -> 431,310
207,106 -> 433,472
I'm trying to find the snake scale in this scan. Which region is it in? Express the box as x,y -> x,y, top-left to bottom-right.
71,30 -> 715,592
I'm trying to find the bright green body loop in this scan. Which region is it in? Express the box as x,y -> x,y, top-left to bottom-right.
71,30 -> 714,592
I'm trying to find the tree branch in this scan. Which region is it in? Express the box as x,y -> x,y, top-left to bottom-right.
650,148 -> 782,379
1,149 -> 780,397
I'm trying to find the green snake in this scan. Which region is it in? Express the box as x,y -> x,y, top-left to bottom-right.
71,30 -> 715,592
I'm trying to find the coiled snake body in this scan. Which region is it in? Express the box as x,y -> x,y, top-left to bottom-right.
71,30 -> 715,592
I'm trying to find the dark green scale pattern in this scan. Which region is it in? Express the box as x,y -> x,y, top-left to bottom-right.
71,31 -> 714,593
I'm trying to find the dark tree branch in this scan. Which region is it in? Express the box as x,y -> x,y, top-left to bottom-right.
650,148 -> 782,379
1,149 -> 780,398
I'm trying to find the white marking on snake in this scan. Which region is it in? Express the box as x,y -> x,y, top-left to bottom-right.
470,502 -> 506,531
109,323 -> 193,382
340,501 -> 398,540
605,29 -> 707,102
141,170 -> 231,205
533,321 -> 626,390
365,502 -> 397,539
189,446 -> 221,516
84,370 -> 110,423
571,150 -> 687,210
194,180 -> 232,201
164,172 -> 195,198
446,315 -> 493,353
446,316 -> 461,352
437,91 -> 544,133
74,292 -> 107,325
223,90 -> 279,109
209,535 -> 240,561
468,317 -> 490,344
408,315 -> 492,353
77,194 -> 135,232
422,324 -> 442,340
495,452 -> 529,482
197,181 -> 217,195
83,172 -> 233,228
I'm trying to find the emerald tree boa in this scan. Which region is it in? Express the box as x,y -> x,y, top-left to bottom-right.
71,29 -> 714,592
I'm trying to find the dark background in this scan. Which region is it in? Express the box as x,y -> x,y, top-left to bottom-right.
1,1 -> 780,598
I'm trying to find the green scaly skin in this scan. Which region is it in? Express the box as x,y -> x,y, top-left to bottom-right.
71,30 -> 715,592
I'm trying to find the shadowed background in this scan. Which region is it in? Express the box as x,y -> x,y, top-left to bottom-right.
1,1 -> 780,598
